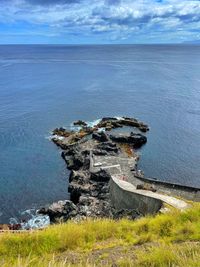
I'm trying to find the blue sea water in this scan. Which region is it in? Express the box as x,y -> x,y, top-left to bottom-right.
0,44 -> 200,223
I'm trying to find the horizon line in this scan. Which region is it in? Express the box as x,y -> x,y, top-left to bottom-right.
0,43 -> 200,46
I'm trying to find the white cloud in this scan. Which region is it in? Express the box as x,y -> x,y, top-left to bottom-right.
0,0 -> 199,42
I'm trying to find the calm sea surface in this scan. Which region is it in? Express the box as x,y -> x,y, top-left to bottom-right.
0,45 -> 200,223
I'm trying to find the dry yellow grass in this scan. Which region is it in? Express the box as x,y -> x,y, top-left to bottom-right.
0,203 -> 200,266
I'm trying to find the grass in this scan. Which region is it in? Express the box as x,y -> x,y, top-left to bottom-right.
0,203 -> 200,266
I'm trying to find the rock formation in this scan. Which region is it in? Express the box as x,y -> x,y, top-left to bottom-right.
39,116 -> 148,222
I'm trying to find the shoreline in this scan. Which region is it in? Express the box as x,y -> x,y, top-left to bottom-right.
39,116 -> 150,222
39,116 -> 193,223
1,116 -> 199,231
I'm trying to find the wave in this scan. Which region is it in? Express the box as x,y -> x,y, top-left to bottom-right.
0,58 -> 200,66
9,208 -> 50,230
187,109 -> 200,116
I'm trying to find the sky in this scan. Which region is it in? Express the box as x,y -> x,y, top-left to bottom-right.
0,0 -> 200,44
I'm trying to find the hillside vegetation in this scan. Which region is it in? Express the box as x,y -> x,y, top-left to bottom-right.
0,203 -> 200,267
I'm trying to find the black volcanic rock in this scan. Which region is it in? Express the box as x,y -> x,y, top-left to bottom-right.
96,141 -> 119,154
101,117 -> 118,122
45,116 -> 149,223
62,150 -> 90,171
92,131 -> 109,142
109,132 -> 147,147
52,127 -> 73,137
38,200 -> 78,222
69,170 -> 89,183
73,120 -> 87,126
121,117 -> 149,132
112,209 -> 141,220
69,186 -> 82,204
90,169 -> 111,182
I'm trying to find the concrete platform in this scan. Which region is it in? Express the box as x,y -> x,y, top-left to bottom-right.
90,151 -> 189,211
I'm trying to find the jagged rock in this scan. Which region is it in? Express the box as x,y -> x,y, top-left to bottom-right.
101,185 -> 110,194
73,120 -> 87,126
95,117 -> 149,133
49,116 -> 150,224
97,119 -> 122,130
109,132 -> 147,148
69,186 -> 82,204
52,116 -> 149,149
62,144 -> 79,157
69,170 -> 89,183
92,149 -> 109,156
81,149 -> 90,156
96,141 -> 119,154
111,121 -> 123,128
69,181 -> 91,196
79,196 -> 95,206
121,117 -> 149,132
139,125 -> 149,132
112,209 -> 141,220
38,200 -> 77,222
105,126 -> 112,131
52,127 -> 73,137
92,131 -> 109,142
52,138 -> 68,149
63,152 -> 90,171
101,117 -> 118,122
91,169 -> 111,182
81,126 -> 94,134
64,155 -> 84,170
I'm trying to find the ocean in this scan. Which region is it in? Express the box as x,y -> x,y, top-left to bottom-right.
0,44 -> 200,223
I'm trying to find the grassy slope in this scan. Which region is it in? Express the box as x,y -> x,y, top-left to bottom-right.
0,204 -> 200,267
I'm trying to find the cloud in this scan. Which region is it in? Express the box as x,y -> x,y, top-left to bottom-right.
0,0 -> 199,43
26,0 -> 80,5
105,0 -> 121,5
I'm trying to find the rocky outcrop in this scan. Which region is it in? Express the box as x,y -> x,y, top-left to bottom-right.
39,116 -> 149,223
51,117 -> 149,149
95,141 -> 119,155
118,117 -> 149,132
95,117 -> 149,132
92,131 -> 109,142
91,169 -> 111,182
73,120 -> 88,127
109,132 -> 147,148
52,127 -> 73,137
39,200 -> 78,222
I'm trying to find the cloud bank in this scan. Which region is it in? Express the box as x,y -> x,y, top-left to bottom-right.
0,0 -> 200,43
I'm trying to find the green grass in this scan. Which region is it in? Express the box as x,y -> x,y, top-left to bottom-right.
0,203 -> 200,266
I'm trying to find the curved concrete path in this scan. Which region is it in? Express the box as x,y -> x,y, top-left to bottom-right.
90,153 -> 189,211
112,176 -> 189,211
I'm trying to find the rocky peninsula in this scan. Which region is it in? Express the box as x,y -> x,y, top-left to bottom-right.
1,116 -> 192,232
39,117 -> 150,222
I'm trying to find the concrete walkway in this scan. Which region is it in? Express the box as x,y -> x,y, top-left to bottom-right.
90,153 -> 189,211
112,175 -> 189,210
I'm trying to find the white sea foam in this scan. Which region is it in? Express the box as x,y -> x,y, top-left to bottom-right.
9,217 -> 19,225
21,215 -> 50,230
61,118 -> 124,133
70,123 -> 82,131
9,209 -> 50,230
51,135 -> 65,141
21,208 -> 35,216
69,119 -> 101,131
116,116 -> 123,120
86,119 -> 101,127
